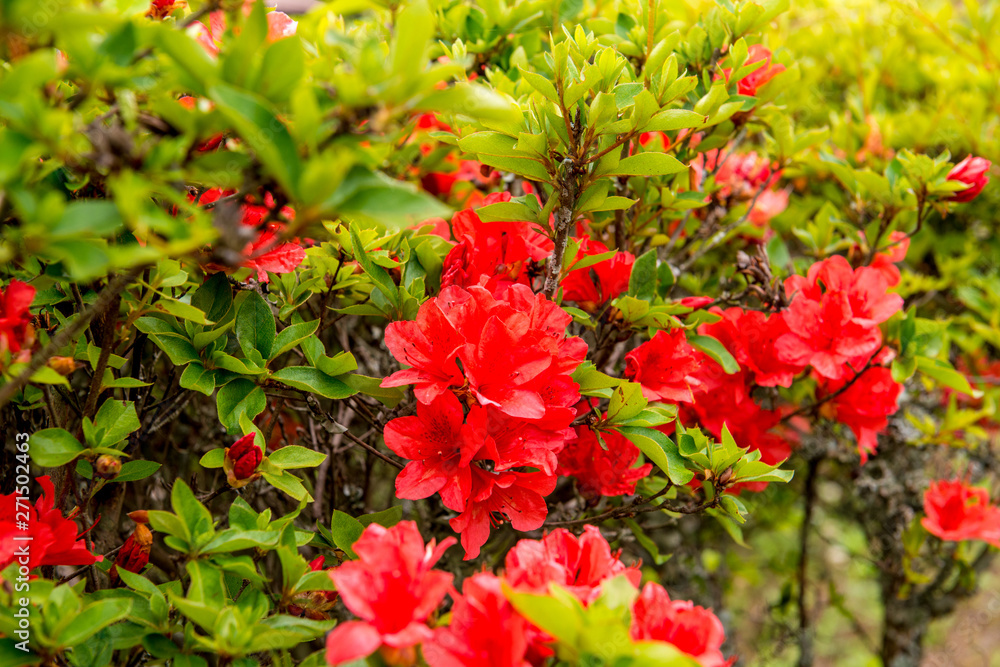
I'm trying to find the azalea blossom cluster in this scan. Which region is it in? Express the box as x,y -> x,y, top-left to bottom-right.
624,243 -> 909,467
325,521 -> 733,667
380,283 -> 587,558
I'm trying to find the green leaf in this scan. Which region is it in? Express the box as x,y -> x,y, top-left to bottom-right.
458,132 -> 521,157
200,449 -> 226,469
601,152 -> 687,177
216,379 -> 267,432
262,470 -> 312,502
191,273 -> 234,325
200,529 -> 280,554
271,320 -> 320,360
519,68 -> 559,102
640,109 -> 707,133
147,333 -> 200,365
350,225 -> 399,309
115,460 -> 162,483
606,382 -> 647,423
504,584 -> 584,645
271,366 -> 355,399
30,428 -> 85,467
330,510 -> 365,559
93,399 -> 141,447
267,445 -> 327,470
180,363 -> 216,397
357,506 -> 403,528
171,480 -> 214,546
236,291 -> 276,360
628,249 -> 658,301
617,426 -> 694,485
56,599 -> 132,647
208,83 -> 301,199
416,83 -> 521,123
916,356 -> 981,398
688,335 -> 739,374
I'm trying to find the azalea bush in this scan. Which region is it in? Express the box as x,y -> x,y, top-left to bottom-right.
0,0 -> 998,666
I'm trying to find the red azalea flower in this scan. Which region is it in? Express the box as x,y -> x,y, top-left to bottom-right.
326,521 -> 455,665
747,188 -> 788,227
0,279 -> 36,360
557,427 -> 652,499
458,314 -> 557,419
625,329 -> 703,403
449,467 -> 556,560
486,406 -> 572,476
381,287 -> 468,403
441,194 -> 552,296
384,393 -> 493,511
0,476 -> 102,571
946,155 -> 991,203
561,238 -> 635,311
630,582 -> 733,667
821,366 -> 902,463
699,308 -> 804,388
776,256 -> 903,380
921,479 -> 1000,546
423,573 -> 530,667
504,525 -> 641,604
243,225 -> 307,281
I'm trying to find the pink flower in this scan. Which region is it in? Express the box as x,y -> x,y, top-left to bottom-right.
325,522 -> 455,665
504,525 -> 641,604
776,256 -> 903,380
630,582 -> 733,667
423,573 -> 531,667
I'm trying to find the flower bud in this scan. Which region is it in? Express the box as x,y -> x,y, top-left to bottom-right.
48,356 -> 79,376
109,522 -> 153,586
95,455 -> 122,480
224,433 -> 263,488
947,156 -> 992,203
128,510 -> 150,524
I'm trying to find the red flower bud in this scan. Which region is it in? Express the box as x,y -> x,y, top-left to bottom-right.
109,523 -> 153,586
947,155 -> 991,203
224,433 -> 263,488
